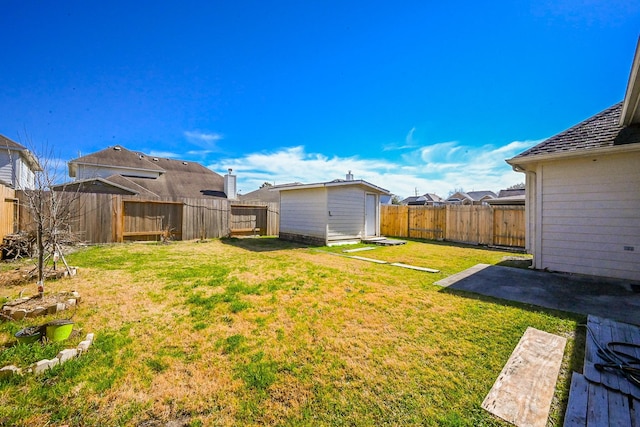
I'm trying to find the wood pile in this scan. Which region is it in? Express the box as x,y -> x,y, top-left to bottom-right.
1,233 -> 36,260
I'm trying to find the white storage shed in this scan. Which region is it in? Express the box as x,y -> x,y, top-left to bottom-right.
274,173 -> 390,246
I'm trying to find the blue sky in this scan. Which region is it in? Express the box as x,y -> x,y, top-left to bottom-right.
1,1 -> 639,198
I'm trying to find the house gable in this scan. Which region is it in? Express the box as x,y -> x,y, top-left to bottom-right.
0,134 -> 42,189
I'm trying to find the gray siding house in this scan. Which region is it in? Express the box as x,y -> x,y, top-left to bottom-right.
0,135 -> 41,190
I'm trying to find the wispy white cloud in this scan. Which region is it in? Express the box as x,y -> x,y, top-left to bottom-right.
148,150 -> 179,159
184,131 -> 223,143
383,127 -> 419,151
207,138 -> 541,198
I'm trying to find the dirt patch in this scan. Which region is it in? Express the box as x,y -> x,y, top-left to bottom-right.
0,266 -> 34,288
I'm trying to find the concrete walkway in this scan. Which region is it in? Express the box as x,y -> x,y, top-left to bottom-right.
435,264 -> 640,326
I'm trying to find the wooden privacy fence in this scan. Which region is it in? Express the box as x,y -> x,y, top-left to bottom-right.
16,192 -> 279,244
381,204 -> 525,248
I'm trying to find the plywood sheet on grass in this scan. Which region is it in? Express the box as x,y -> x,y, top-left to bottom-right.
482,327 -> 566,427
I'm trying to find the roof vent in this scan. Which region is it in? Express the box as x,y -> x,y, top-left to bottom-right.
114,146 -> 121,151
346,170 -> 354,181
153,157 -> 159,162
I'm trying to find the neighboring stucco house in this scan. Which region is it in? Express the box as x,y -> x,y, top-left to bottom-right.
63,145 -> 234,200
274,172 -> 390,246
446,190 -> 497,205
0,135 -> 42,190
401,193 -> 445,206
506,41 -> 640,281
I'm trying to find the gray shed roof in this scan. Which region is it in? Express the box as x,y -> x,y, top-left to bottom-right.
274,179 -> 390,195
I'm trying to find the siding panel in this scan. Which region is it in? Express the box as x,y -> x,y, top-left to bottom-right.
539,153 -> 640,280
327,187 -> 365,240
280,188 -> 327,239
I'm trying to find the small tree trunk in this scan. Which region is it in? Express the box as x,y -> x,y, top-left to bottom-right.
37,202 -> 44,298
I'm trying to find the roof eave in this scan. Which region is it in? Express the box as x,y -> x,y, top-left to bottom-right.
620,37 -> 640,126
273,180 -> 390,195
506,142 -> 640,171
52,177 -> 139,194
22,150 -> 43,172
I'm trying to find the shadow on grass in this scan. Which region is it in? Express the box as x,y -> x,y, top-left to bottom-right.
219,236 -> 317,252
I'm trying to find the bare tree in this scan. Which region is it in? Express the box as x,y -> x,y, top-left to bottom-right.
9,135 -> 79,297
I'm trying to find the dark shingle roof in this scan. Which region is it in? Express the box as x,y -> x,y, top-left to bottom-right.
466,191 -> 497,201
115,157 -> 225,199
498,188 -> 525,198
70,146 -> 166,173
69,145 -> 225,199
401,193 -> 445,205
238,186 -> 280,204
511,103 -> 640,160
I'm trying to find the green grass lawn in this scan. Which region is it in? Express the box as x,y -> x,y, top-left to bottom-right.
0,238 -> 584,426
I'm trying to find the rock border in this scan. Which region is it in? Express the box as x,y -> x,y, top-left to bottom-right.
0,332 -> 95,377
1,291 -> 81,320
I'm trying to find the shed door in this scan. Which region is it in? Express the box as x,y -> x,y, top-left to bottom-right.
365,194 -> 377,236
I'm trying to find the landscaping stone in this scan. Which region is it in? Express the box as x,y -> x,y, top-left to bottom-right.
6,331 -> 94,377
57,348 -> 78,363
32,358 -> 59,375
2,291 -> 81,319
77,340 -> 91,354
71,291 -> 81,303
0,365 -> 22,378
26,306 -> 46,318
11,309 -> 27,320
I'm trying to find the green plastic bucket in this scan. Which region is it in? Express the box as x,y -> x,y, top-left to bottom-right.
15,326 -> 42,344
44,320 -> 74,342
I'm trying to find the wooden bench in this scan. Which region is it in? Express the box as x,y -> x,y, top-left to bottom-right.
230,228 -> 261,236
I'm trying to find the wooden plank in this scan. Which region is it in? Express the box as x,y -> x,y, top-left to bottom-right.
389,262 -> 439,273
348,256 -> 388,264
587,380 -> 608,426
631,398 -> 640,427
608,388 -> 631,427
563,373 -> 589,427
584,316 -> 602,384
599,319 -> 621,392
482,327 -> 567,427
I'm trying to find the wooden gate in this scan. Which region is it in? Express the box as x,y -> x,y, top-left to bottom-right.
230,205 -> 268,236
118,200 -> 183,242
492,206 -> 525,247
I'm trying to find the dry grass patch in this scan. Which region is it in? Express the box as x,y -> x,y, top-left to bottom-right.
0,238 -> 581,426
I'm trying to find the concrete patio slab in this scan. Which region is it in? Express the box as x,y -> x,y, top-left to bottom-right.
435,264 -> 640,326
